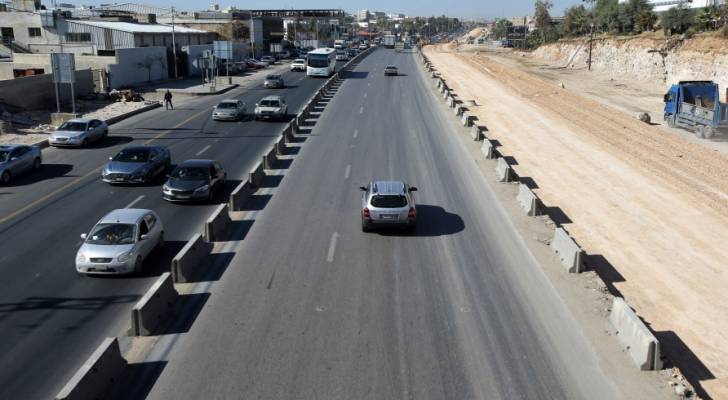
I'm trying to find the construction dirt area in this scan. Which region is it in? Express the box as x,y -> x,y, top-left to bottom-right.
424,43 -> 728,398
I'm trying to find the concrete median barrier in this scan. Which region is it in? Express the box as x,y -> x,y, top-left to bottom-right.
516,184 -> 543,216
229,180 -> 255,212
550,227 -> 585,273
454,105 -> 464,116
296,112 -> 307,127
447,96 -> 456,108
442,89 -> 450,99
249,162 -> 265,187
55,337 -> 127,400
461,112 -> 474,127
204,203 -> 231,243
610,297 -> 663,370
495,157 -> 514,182
276,136 -> 287,155
264,146 -> 278,169
172,233 -> 213,283
131,272 -> 178,336
481,140 -> 498,159
471,125 -> 484,141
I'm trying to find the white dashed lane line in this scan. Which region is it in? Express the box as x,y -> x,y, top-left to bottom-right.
196,145 -> 212,156
125,195 -> 145,209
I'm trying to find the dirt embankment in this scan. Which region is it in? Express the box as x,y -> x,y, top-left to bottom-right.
531,34 -> 728,93
425,43 -> 728,399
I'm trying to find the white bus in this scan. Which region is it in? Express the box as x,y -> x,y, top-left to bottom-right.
307,48 -> 337,77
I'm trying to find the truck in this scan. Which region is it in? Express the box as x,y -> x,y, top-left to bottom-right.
664,81 -> 728,139
334,39 -> 346,50
383,35 -> 395,49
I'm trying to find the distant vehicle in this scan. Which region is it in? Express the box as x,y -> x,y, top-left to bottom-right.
346,48 -> 358,57
290,58 -> 306,72
260,55 -> 276,65
334,39 -> 346,49
49,118 -> 108,147
359,180 -> 418,232
384,65 -> 398,76
212,99 -> 246,121
358,43 -> 368,51
664,81 -> 728,139
264,74 -> 285,89
383,34 -> 396,48
335,50 -> 349,61
0,144 -> 42,184
306,48 -> 337,77
162,159 -> 226,202
254,95 -> 288,121
76,208 -> 164,275
101,145 -> 171,184
395,42 -> 405,52
276,50 -> 291,59
245,59 -> 267,69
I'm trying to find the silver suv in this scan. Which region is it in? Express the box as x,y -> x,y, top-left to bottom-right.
254,95 -> 288,121
359,180 -> 418,232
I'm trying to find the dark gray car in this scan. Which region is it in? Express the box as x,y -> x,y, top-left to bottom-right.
0,144 -> 42,184
101,145 -> 171,184
162,159 -> 226,202
264,74 -> 285,89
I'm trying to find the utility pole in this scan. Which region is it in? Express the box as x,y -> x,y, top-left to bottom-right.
171,6 -> 178,79
588,23 -> 594,71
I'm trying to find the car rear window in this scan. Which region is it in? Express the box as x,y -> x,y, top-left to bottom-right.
260,100 -> 280,107
266,75 -> 280,80
217,102 -> 237,109
371,195 -> 407,208
59,121 -> 87,131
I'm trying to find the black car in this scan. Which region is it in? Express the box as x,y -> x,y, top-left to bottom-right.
162,159 -> 226,202
101,145 -> 171,184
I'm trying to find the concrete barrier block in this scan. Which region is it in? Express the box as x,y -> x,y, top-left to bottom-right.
550,227 -> 585,273
296,112 -> 306,127
249,162 -> 265,187
516,184 -> 543,216
264,146 -> 277,169
229,181 -> 255,212
447,96 -> 456,108
461,112 -> 473,127
454,105 -> 463,116
55,337 -> 127,400
610,297 -> 663,370
470,125 -> 483,141
495,157 -> 513,182
442,89 -> 449,99
172,233 -> 213,283
437,79 -> 443,88
276,136 -> 287,155
481,140 -> 497,159
204,203 -> 231,243
131,272 -> 178,336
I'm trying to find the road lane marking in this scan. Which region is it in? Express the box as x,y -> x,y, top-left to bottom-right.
196,145 -> 211,156
359,106 -> 364,114
326,232 -> 339,263
125,195 -> 145,209
364,92 -> 367,98
353,129 -> 358,138
344,165 -> 351,180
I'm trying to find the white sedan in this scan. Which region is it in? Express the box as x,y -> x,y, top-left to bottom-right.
49,118 -> 108,147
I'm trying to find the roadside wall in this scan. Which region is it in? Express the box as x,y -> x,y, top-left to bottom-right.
531,34 -> 728,94
0,69 -> 93,110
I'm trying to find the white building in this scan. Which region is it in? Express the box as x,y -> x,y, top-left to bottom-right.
618,0 -> 724,12
357,9 -> 369,21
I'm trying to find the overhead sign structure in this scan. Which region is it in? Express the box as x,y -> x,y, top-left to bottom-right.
51,53 -> 75,83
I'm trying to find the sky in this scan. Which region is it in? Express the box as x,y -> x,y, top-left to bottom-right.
72,0 -> 582,20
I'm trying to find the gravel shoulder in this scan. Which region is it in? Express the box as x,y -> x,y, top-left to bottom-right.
425,43 -> 728,399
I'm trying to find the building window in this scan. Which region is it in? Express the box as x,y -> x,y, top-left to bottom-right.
28,27 -> 41,37
65,32 -> 91,42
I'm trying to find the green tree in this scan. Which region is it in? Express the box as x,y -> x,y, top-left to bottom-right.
617,0 -> 655,33
661,4 -> 695,34
695,6 -> 720,31
492,19 -> 512,39
562,5 -> 590,36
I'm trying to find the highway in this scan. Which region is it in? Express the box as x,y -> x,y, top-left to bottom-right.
140,48 -> 627,399
0,62 -> 343,400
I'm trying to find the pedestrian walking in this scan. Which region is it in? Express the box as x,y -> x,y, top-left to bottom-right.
164,90 -> 173,110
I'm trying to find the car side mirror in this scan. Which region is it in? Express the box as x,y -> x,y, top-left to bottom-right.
80,233 -> 87,239
409,187 -> 418,192
358,186 -> 367,191
140,234 -> 149,240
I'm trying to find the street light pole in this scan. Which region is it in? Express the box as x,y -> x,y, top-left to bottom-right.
588,23 -> 594,71
171,6 -> 178,79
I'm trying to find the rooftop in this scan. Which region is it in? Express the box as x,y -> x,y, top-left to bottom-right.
70,20 -> 208,34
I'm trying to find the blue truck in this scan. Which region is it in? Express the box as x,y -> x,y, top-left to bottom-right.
663,81 -> 728,139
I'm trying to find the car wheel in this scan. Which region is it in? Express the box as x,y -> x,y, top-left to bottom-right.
1,171 -> 10,185
133,256 -> 143,274
361,219 -> 371,232
33,158 -> 41,170
157,231 -> 164,248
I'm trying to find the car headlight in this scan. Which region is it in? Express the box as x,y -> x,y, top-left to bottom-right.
194,184 -> 210,193
117,251 -> 132,263
162,184 -> 170,191
76,253 -> 86,263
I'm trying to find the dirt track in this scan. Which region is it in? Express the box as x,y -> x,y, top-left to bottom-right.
424,44 -> 728,398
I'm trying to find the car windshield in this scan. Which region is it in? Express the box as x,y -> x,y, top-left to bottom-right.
171,166 -> 209,181
0,151 -> 8,162
294,59 -> 305,64
386,66 -> 397,69
260,100 -> 280,107
217,102 -> 237,109
307,54 -> 331,68
112,149 -> 149,163
86,223 -> 136,245
371,195 -> 408,208
266,75 -> 280,80
58,122 -> 87,131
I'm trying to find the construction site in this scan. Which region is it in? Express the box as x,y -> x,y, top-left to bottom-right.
424,30 -> 728,399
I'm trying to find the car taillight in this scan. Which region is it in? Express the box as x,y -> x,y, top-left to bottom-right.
363,208 -> 371,220
408,207 -> 416,219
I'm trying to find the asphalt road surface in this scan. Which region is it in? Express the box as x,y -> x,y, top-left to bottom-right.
142,49 -> 626,399
0,62 -> 342,400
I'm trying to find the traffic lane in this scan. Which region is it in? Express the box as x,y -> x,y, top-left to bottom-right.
145,49 -> 614,399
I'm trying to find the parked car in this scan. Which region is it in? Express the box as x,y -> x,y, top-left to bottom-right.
276,50 -> 291,59
264,74 -> 285,89
260,55 -> 276,65
245,59 -> 266,69
76,208 -> 164,274
359,44 -> 367,50
0,144 -> 42,185
101,145 -> 171,184
384,65 -> 399,76
290,58 -> 307,72
254,95 -> 288,121
335,51 -> 349,61
212,99 -> 246,121
49,118 -> 108,147
162,159 -> 226,202
359,180 -> 418,232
